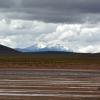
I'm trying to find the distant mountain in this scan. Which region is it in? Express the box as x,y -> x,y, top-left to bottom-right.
17,44 -> 67,52
0,44 -> 20,55
17,44 -> 39,52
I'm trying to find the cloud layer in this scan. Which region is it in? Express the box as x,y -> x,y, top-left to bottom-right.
0,19 -> 100,53
0,0 -> 100,53
0,0 -> 100,23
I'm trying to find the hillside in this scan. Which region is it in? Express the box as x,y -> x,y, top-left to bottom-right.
0,44 -> 20,55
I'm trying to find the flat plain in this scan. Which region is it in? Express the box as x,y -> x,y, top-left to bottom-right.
0,69 -> 100,100
0,53 -> 100,69
0,53 -> 100,99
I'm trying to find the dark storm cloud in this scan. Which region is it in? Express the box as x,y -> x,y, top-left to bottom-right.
0,0 -> 13,8
0,0 -> 100,23
22,0 -> 100,13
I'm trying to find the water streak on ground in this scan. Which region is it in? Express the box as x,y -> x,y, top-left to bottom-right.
0,69 -> 99,100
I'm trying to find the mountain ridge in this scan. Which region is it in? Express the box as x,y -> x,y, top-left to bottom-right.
0,44 -> 21,55
17,44 -> 68,52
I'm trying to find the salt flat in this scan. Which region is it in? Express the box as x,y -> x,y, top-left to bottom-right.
0,69 -> 99,100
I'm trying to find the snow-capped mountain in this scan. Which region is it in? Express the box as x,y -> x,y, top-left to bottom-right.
17,44 -> 68,52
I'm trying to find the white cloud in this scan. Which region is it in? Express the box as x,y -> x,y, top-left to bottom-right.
77,44 -> 100,53
0,36 -> 16,48
0,18 -> 100,53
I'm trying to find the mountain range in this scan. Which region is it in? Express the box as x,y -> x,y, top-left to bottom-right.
0,44 -> 99,56
0,44 -> 68,54
17,44 -> 68,52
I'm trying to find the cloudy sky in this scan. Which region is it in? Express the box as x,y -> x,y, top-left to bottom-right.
0,0 -> 100,53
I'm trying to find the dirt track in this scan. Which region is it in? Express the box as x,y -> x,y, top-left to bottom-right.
0,69 -> 100,100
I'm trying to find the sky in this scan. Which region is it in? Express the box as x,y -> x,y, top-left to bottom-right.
0,0 -> 100,53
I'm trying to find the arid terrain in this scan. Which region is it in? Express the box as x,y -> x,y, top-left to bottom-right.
0,53 -> 99,99
0,69 -> 100,100
0,53 -> 100,69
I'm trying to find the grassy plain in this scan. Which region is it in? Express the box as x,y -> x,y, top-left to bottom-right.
0,53 -> 100,69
